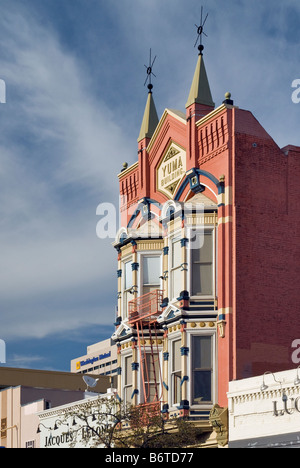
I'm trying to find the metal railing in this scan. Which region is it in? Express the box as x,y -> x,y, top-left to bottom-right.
128,289 -> 164,325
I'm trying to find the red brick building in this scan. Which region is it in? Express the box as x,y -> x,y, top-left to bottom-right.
111,40 -> 300,428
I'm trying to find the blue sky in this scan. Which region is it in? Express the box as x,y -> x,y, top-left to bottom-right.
0,0 -> 299,372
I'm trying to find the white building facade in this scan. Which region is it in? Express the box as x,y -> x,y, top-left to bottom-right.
38,390 -> 117,449
70,338 -> 117,378
228,369 -> 300,448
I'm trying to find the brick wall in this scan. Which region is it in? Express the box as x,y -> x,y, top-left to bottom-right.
233,110 -> 300,379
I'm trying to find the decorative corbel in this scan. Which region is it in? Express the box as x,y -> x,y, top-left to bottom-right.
209,404 -> 228,447
217,319 -> 227,338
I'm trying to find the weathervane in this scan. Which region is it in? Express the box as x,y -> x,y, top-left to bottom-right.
144,48 -> 157,92
194,6 -> 208,55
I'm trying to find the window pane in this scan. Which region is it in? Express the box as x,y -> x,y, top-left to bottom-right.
124,261 -> 132,289
191,231 -> 213,296
143,256 -> 160,285
125,355 -> 132,385
191,231 -> 212,260
192,371 -> 212,403
173,372 -> 181,404
192,336 -> 213,404
172,340 -> 181,372
123,291 -> 130,319
172,238 -> 181,268
142,353 -> 160,402
124,386 -> 132,404
192,263 -> 213,295
193,336 -> 212,369
171,268 -> 181,298
143,353 -> 159,382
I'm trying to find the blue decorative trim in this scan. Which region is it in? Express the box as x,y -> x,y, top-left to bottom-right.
127,208 -> 140,228
180,347 -> 189,356
131,262 -> 139,271
180,375 -> 189,386
131,362 -> 139,371
180,262 -> 188,271
127,197 -> 162,228
131,389 -> 139,399
117,367 -> 122,375
178,400 -> 190,410
174,177 -> 189,201
117,269 -> 122,278
177,290 -> 189,301
167,310 -> 176,319
218,314 -> 226,321
180,238 -> 189,247
174,168 -> 224,201
120,232 -> 127,243
163,246 -> 169,255
163,352 -> 169,361
162,403 -> 169,413
114,316 -> 122,327
163,381 -> 169,391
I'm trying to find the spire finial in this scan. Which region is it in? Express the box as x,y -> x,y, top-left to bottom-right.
138,49 -> 159,142
194,6 -> 208,55
144,48 -> 157,92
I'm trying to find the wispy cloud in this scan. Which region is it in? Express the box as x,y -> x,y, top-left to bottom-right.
0,0 -> 299,356
0,5 -> 127,340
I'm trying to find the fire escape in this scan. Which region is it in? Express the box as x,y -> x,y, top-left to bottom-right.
128,290 -> 164,411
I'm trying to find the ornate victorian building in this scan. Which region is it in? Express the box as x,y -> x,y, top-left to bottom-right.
110,37 -> 300,442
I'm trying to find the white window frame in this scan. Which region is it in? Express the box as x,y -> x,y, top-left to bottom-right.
168,232 -> 182,300
169,333 -> 182,408
186,330 -> 217,410
122,256 -> 133,320
138,251 -> 163,296
137,347 -> 163,405
122,350 -> 133,405
187,226 -> 217,299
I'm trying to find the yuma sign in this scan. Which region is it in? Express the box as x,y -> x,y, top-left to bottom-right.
156,142 -> 186,198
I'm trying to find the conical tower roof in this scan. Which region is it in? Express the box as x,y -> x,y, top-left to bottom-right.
186,48 -> 215,109
138,85 -> 159,142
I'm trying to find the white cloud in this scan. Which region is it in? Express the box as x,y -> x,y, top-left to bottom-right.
0,0 -> 299,346
0,6 -> 126,340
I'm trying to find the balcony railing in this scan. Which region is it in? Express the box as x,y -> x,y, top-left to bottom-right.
128,289 -> 164,325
